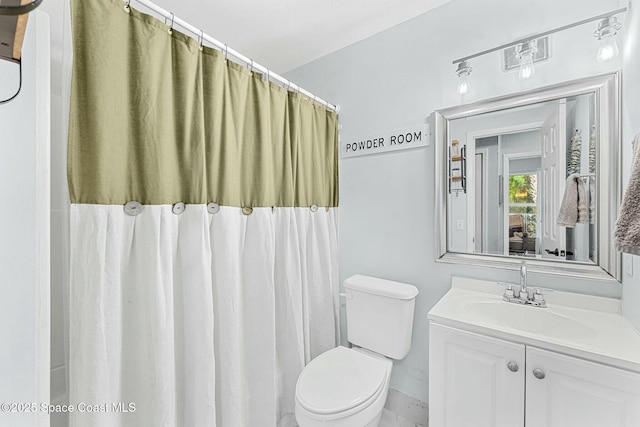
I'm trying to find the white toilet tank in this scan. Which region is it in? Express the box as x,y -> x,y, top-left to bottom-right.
343,275 -> 419,360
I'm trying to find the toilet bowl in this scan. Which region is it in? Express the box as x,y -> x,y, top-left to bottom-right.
295,346 -> 392,427
294,275 -> 419,427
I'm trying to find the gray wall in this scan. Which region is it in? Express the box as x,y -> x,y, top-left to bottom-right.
286,0 -> 628,403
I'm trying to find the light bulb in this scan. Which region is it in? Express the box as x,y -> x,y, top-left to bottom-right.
594,17 -> 621,63
455,61 -> 472,96
596,36 -> 619,62
518,52 -> 535,80
515,40 -> 537,81
457,75 -> 469,95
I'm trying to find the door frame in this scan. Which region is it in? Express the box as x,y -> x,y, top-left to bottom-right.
475,148 -> 489,253
466,121 -> 543,254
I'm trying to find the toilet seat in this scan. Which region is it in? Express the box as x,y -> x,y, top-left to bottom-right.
295,346 -> 389,417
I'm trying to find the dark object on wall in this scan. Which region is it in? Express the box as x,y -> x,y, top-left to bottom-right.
0,0 -> 43,104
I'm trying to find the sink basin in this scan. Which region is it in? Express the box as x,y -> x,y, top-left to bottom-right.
463,301 -> 597,340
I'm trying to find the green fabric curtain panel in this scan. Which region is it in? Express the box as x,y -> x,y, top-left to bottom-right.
68,0 -> 339,208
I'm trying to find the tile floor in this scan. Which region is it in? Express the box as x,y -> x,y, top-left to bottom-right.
379,408 -> 426,427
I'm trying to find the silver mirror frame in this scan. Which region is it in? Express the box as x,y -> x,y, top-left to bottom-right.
434,73 -> 621,282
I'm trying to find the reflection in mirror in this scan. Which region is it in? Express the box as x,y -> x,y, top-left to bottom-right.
448,95 -> 596,264
435,74 -> 620,281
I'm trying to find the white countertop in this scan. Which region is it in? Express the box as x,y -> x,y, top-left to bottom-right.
428,277 -> 640,373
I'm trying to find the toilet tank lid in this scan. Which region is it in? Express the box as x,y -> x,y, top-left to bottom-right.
344,275 -> 419,300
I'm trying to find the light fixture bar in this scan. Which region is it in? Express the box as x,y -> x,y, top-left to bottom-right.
452,7 -> 627,65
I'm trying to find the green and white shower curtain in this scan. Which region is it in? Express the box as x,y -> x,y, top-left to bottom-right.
68,1 -> 339,426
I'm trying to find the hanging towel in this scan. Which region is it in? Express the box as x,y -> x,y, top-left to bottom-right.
557,173 -> 588,228
615,134 -> 640,254
568,129 -> 582,175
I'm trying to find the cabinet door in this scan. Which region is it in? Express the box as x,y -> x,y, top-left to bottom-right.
526,346 -> 640,427
429,323 -> 525,427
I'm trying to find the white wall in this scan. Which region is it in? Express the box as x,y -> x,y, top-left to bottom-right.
0,11 -> 50,427
286,0 -> 626,404
622,0 -> 640,331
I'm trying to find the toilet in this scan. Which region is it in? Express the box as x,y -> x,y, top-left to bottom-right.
295,274 -> 419,427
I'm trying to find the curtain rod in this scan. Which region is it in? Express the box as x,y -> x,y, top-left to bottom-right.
126,0 -> 340,113
452,7 -> 628,65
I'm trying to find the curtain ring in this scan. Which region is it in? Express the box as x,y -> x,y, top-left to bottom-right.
124,0 -> 131,13
266,69 -> 270,83
199,29 -> 204,51
224,44 -> 228,61
166,12 -> 174,34
249,59 -> 254,74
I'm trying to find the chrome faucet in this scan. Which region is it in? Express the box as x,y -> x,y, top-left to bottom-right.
500,261 -> 550,308
519,261 -> 528,300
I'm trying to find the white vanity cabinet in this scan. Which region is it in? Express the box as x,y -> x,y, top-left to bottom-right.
526,346 -> 640,427
429,323 -> 640,427
429,323 -> 525,427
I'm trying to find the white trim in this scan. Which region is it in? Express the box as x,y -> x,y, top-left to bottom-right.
475,148 -> 490,253
35,11 -> 51,427
464,136 -> 475,251
466,121 -> 545,142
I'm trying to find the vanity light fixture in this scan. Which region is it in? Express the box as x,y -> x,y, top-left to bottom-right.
515,40 -> 537,81
451,7 -> 626,94
594,17 -> 622,63
455,61 -> 472,95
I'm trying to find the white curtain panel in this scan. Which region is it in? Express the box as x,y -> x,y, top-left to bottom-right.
68,204 -> 339,427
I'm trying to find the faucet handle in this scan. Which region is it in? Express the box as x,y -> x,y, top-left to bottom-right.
533,287 -> 553,304
498,282 -> 516,299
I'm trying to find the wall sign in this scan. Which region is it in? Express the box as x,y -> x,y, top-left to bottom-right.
342,124 -> 429,158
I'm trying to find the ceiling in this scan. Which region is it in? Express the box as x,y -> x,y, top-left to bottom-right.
146,0 -> 453,73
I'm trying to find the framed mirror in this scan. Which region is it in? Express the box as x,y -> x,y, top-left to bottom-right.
434,73 -> 621,281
